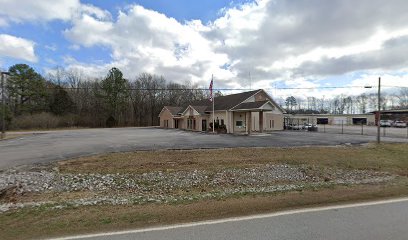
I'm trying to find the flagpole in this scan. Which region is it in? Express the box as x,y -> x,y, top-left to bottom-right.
212,74 -> 215,133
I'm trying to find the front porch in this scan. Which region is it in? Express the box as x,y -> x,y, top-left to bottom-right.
228,100 -> 278,135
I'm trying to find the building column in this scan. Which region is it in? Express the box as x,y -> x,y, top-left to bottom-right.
259,111 -> 263,133
247,111 -> 252,135
226,110 -> 229,133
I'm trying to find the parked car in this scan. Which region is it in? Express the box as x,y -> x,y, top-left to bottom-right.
291,124 -> 303,130
393,121 -> 407,128
304,123 -> 318,131
380,120 -> 391,127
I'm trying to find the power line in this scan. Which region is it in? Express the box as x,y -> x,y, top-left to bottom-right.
44,85 -> 408,91
382,85 -> 408,88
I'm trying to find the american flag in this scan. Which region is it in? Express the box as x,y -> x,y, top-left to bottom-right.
209,78 -> 213,102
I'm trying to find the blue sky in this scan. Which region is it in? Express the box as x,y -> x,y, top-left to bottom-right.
1,1 -> 252,72
0,0 -> 407,99
82,0 -> 253,22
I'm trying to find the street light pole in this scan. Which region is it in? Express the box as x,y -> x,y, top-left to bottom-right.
377,77 -> 381,144
1,71 -> 9,140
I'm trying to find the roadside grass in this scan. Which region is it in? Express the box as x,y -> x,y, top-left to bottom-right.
1,143 -> 407,239
59,143 -> 408,176
7,127 -> 88,133
1,182 -> 408,240
0,134 -> 31,141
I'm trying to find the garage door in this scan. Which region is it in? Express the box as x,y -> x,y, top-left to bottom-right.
333,117 -> 347,125
352,118 -> 367,125
317,118 -> 328,124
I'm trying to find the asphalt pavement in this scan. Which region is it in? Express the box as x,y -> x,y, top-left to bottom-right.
57,198 -> 408,240
1,127 -> 407,169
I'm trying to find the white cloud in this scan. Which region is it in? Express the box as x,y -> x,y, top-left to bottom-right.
4,0 -> 404,98
68,44 -> 81,51
64,4 -> 232,86
0,0 -> 80,24
45,44 -> 57,51
0,0 -> 111,25
60,0 -> 408,90
0,34 -> 37,62
0,17 -> 8,27
206,0 -> 408,85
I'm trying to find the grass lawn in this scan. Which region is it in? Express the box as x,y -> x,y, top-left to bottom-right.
59,143 -> 408,176
1,143 -> 408,240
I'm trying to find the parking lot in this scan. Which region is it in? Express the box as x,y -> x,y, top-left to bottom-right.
316,124 -> 408,138
1,127 -> 407,169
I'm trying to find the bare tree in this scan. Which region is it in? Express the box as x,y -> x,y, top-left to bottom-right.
397,88 -> 408,108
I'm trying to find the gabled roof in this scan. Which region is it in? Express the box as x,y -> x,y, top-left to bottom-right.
160,89 -> 285,117
181,105 -> 209,116
189,89 -> 260,111
164,106 -> 183,115
191,106 -> 209,115
231,100 -> 270,110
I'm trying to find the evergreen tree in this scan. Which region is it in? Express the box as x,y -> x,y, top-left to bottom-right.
50,86 -> 76,115
7,64 -> 48,115
285,96 -> 298,111
98,67 -> 129,126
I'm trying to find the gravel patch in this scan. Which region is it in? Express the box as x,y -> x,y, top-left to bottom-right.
0,164 -> 396,213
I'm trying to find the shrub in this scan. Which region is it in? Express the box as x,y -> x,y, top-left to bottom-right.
10,112 -> 83,130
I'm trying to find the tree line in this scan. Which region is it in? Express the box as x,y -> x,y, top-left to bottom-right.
284,89 -> 408,115
1,63 -> 407,130
0,64 -> 209,130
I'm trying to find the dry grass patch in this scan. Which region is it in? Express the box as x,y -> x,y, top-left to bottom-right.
59,143 -> 408,176
0,134 -> 31,141
1,182 -> 408,240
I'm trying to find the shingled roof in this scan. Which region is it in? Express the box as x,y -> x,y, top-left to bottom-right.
161,89 -> 285,117
164,106 -> 184,115
189,89 -> 261,111
231,100 -> 270,110
191,106 -> 209,114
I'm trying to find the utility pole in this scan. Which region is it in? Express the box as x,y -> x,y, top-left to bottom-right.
377,77 -> 381,144
364,77 -> 381,143
1,71 -> 9,140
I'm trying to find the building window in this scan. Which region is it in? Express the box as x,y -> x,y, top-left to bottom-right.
272,120 -> 274,128
187,118 -> 195,130
221,119 -> 224,126
269,120 -> 271,128
236,120 -> 243,127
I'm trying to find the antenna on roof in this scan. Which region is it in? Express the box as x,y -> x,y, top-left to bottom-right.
249,71 -> 252,90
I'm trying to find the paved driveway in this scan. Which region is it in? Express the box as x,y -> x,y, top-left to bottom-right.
0,127 -> 407,169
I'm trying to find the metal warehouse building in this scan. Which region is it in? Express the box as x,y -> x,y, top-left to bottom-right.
373,109 -> 408,124
284,114 -> 376,126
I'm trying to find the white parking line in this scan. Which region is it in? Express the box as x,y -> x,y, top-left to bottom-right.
49,197 -> 408,240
